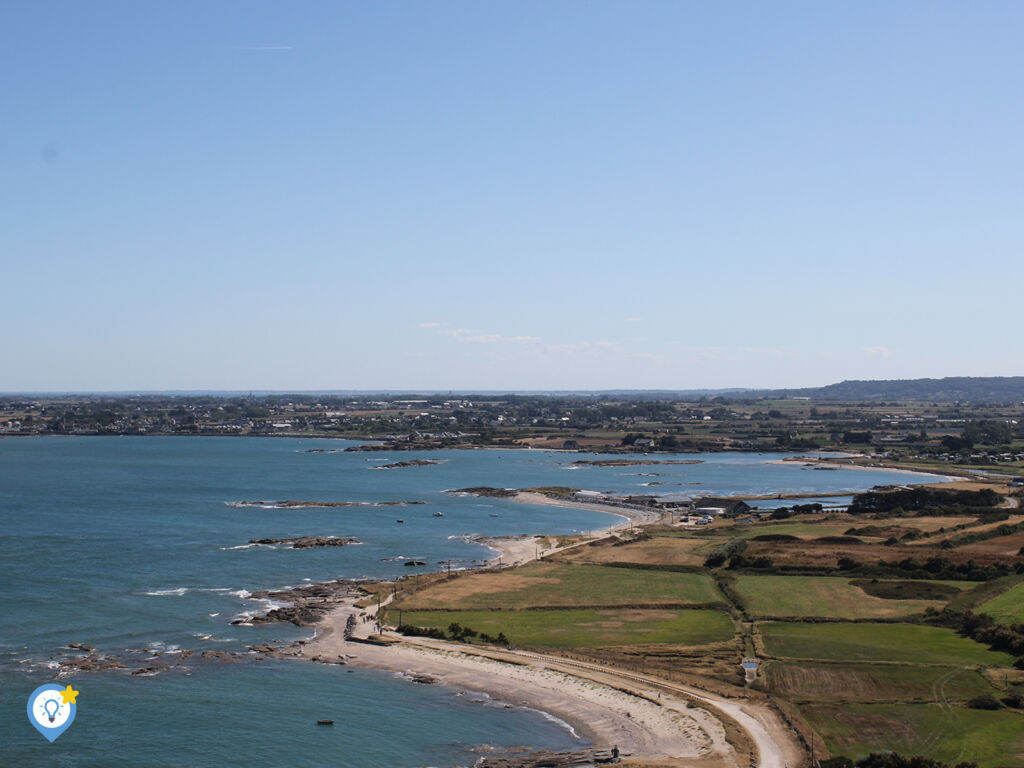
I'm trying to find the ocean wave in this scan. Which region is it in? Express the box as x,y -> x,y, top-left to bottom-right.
530,707 -> 581,740
225,499 -> 423,509
146,642 -> 181,653
447,533 -> 480,542
195,587 -> 252,598
144,587 -> 189,596
219,543 -> 258,550
231,597 -> 289,625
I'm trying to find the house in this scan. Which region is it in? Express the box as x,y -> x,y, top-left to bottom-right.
573,490 -> 605,501
633,438 -> 655,448
1012,478 -> 1024,487
693,497 -> 752,516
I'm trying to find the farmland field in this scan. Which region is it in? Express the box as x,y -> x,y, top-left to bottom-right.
802,703 -> 1024,768
759,621 -> 1015,666
393,562 -> 723,610
761,661 -> 997,702
391,607 -> 736,648
732,575 -> 953,619
727,520 -> 863,539
561,535 -> 711,567
957,532 -> 1024,557
978,582 -> 1024,624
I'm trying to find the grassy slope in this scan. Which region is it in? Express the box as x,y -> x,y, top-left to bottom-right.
394,562 -> 723,610
802,703 -> 1024,768
760,621 -> 1016,666
733,574 -> 950,619
978,582 -> 1024,624
393,607 -> 736,648
762,661 -> 997,702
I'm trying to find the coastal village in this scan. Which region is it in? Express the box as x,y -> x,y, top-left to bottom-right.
8,383 -> 1024,767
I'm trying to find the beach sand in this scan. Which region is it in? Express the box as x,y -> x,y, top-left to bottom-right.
277,490 -> 800,766
293,631 -> 730,763
764,456 -> 962,481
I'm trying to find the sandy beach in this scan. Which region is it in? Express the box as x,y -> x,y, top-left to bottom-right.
294,635 -> 730,763
271,490 -> 800,766
764,456 -> 964,481
466,492 -> 662,569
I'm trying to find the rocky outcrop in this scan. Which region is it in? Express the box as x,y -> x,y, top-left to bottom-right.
58,653 -> 125,673
231,580 -> 364,627
477,748 -> 621,767
570,458 -> 703,467
227,500 -> 425,508
449,486 -> 517,497
371,459 -> 442,470
248,536 -> 360,549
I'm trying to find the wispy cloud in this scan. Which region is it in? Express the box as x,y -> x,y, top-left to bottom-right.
459,334 -> 542,345
860,345 -> 893,358
440,328 -> 476,337
417,322 -> 446,329
545,340 -> 620,354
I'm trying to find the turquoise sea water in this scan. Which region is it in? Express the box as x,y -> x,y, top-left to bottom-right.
0,437 -> 943,766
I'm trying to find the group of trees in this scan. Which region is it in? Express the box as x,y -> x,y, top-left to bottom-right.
933,609 -> 1024,669
848,487 -> 1004,516
822,752 -> 978,768
396,622 -> 509,647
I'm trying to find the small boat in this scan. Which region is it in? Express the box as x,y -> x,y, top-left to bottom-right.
317,719 -> 334,726
433,512 -> 444,517
396,519 -> 404,523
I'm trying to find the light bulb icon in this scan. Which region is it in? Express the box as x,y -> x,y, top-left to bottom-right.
44,698 -> 60,723
28,684 -> 77,742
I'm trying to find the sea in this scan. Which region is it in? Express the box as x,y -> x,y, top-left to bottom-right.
0,437 -> 945,767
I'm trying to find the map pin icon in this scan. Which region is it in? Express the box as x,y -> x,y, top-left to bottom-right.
28,684 -> 77,742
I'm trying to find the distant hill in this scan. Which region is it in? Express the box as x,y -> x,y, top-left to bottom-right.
763,376 -> 1024,404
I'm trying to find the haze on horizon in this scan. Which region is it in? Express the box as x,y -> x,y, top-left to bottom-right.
2,1 -> 1022,392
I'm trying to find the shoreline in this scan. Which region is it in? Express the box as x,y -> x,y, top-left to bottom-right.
236,463 -> 960,764
764,456 -> 965,482
275,490 -> 795,765
287,631 -> 731,762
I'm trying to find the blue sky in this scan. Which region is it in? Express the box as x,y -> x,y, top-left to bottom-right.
2,1 -> 1022,391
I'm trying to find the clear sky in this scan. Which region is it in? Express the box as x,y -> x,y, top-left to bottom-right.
3,1 -> 1022,392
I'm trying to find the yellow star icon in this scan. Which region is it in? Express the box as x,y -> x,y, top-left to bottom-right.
59,685 -> 79,705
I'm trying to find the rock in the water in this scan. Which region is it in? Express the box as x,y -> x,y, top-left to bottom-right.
248,536 -> 360,549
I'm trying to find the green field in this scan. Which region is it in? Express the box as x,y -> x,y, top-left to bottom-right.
803,703 -> 1024,768
392,607 -> 736,648
394,562 -> 723,610
760,622 -> 1015,666
762,661 -> 997,702
728,521 -> 855,539
733,575 -> 953,619
978,582 -> 1024,625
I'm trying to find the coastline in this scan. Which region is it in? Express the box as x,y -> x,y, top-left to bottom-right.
463,491 -> 661,568
764,456 -> 965,482
274,491 -> 799,766
291,636 -> 728,761
247,465 -> 967,764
